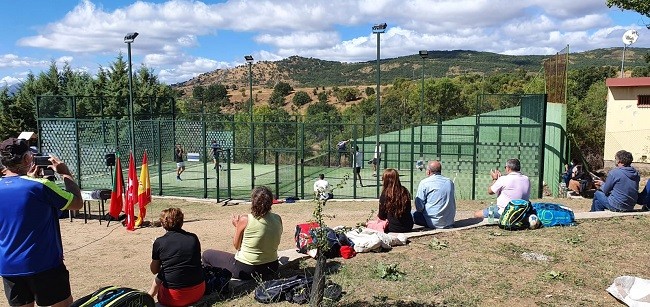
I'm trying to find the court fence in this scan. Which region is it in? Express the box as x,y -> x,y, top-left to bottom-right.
35,94 -> 554,202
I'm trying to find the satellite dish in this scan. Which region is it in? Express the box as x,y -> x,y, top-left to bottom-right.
622,29 -> 639,45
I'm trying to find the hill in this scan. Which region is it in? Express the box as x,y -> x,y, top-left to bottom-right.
172,47 -> 650,94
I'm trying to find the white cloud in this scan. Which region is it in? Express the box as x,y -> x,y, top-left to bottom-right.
5,0 -> 649,85
1,76 -> 22,86
255,32 -> 340,49
0,54 -> 48,68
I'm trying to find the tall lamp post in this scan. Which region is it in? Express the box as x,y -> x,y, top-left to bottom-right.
418,50 -> 428,158
124,32 -> 139,155
372,22 -> 387,196
245,55 -> 255,190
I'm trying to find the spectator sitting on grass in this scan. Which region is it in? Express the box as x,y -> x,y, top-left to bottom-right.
591,150 -> 640,212
474,158 -> 530,219
202,186 -> 282,281
148,208 -> 205,307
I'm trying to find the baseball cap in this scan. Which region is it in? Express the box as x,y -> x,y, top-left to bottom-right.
0,138 -> 30,156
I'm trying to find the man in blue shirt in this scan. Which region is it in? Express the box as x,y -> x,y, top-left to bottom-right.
412,160 -> 456,229
0,138 -> 83,306
591,150 -> 640,212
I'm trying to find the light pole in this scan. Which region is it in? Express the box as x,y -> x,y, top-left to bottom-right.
372,22 -> 386,196
124,32 -> 139,155
418,50 -> 428,158
245,55 -> 255,189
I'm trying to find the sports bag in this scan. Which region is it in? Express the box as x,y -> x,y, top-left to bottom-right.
203,265 -> 232,296
254,275 -> 313,304
295,222 -> 320,254
531,202 -> 576,227
309,227 -> 354,259
498,199 -> 535,230
71,286 -> 155,307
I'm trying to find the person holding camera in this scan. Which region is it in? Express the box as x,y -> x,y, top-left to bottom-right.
0,137 -> 83,307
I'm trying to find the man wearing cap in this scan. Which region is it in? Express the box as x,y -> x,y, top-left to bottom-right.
0,138 -> 82,306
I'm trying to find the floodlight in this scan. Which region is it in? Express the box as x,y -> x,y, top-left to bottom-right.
372,23 -> 387,33
124,32 -> 139,43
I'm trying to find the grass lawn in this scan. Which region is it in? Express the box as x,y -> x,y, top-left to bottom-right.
3,196 -> 646,307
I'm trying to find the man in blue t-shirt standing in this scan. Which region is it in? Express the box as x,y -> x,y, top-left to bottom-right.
0,138 -> 83,306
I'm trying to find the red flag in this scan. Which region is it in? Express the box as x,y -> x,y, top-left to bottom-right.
125,151 -> 139,231
135,150 -> 151,227
109,153 -> 124,219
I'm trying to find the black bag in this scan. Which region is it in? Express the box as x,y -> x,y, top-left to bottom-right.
203,265 -> 232,296
71,286 -> 155,307
254,275 -> 313,304
309,227 -> 346,259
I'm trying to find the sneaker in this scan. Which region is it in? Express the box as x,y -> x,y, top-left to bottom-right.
176,176 -> 182,181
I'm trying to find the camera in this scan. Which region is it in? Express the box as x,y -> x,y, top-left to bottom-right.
39,167 -> 56,181
34,155 -> 52,166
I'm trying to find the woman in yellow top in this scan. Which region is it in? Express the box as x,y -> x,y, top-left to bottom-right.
202,186 -> 283,280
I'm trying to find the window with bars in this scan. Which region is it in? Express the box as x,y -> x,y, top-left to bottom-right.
639,95 -> 650,108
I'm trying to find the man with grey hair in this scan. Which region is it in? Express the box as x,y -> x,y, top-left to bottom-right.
474,158 -> 530,219
591,150 -> 640,212
412,160 -> 456,229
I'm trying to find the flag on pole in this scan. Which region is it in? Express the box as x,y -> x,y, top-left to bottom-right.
125,151 -> 139,231
135,150 -> 151,227
109,152 -> 124,219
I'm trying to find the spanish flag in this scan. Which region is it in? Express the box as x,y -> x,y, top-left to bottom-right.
136,150 -> 151,227
108,152 -> 124,219
125,151 -> 138,231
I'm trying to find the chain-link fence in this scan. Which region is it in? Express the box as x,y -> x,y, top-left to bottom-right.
36,94 -> 548,201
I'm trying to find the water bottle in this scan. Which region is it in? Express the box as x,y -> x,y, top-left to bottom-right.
559,182 -> 567,197
488,202 -> 495,224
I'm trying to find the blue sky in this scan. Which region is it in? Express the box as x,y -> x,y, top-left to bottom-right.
1,0 -> 648,86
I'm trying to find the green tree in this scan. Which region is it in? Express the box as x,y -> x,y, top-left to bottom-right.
317,92 -> 328,103
607,0 -> 650,16
632,53 -> 650,77
292,90 -> 312,107
268,91 -> 286,107
192,85 -> 205,101
273,81 -> 293,96
567,82 -> 608,168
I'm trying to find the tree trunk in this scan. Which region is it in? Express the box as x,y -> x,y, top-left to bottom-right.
309,249 -> 326,307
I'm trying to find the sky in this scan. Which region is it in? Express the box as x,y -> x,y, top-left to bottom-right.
1,0 -> 649,86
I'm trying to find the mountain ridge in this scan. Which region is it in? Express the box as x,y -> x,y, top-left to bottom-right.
172,47 -> 650,94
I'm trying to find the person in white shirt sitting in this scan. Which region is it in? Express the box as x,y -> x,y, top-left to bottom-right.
313,174 -> 333,201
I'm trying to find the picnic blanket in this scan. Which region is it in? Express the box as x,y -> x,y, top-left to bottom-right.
606,276 -> 650,306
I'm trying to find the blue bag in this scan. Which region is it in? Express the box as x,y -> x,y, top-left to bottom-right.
531,202 -> 576,227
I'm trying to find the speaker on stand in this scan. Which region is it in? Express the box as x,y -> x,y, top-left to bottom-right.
105,153 -> 116,187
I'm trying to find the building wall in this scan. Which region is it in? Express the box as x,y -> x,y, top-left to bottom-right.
605,86 -> 650,164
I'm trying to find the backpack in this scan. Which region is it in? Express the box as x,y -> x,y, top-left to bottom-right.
254,275 -> 313,304
254,276 -> 342,304
71,286 -> 155,307
309,227 -> 353,259
295,222 -> 320,254
531,202 -> 576,227
498,199 -> 535,230
203,265 -> 232,296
